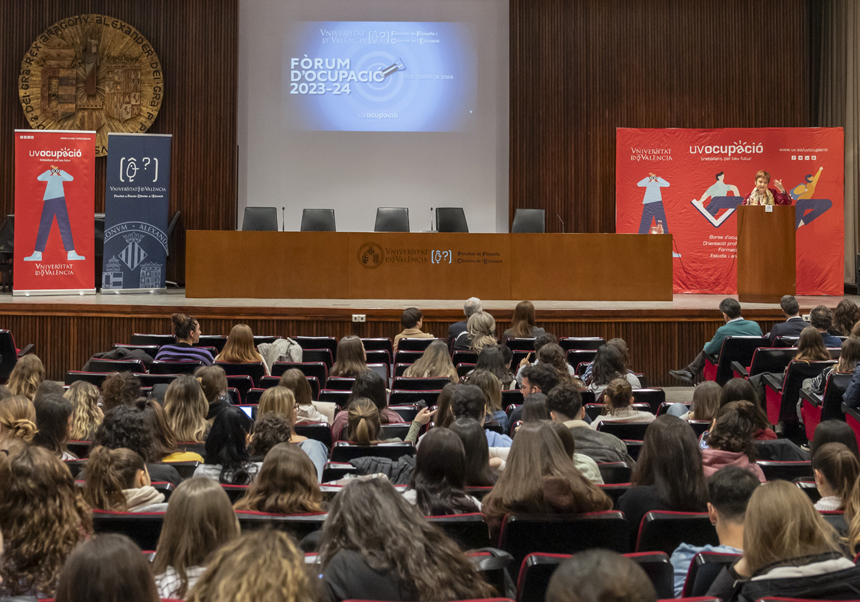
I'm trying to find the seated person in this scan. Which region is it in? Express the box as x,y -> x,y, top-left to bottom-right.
767,295 -> 806,344
516,332 -> 577,384
670,466 -> 759,596
701,401 -> 766,482
547,550 -> 657,602
452,311 -> 498,353
403,339 -> 459,382
329,336 -> 368,378
670,298 -> 762,383
193,407 -> 258,485
586,345 -> 641,395
812,442 -> 860,511
546,383 -> 635,465
581,337 -> 636,383
447,296 -> 482,346
82,446 -> 168,512
331,371 -> 405,441
501,300 -> 546,343
234,443 -> 325,514
451,384 -> 512,447
461,369 -> 508,431
590,378 -> 655,430
509,362 -> 561,425
154,313 -> 213,365
667,380 -> 721,421
214,324 -> 268,374
393,307 -> 435,355
810,305 -> 844,348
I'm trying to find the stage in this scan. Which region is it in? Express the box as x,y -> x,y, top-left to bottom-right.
0,289 -> 854,386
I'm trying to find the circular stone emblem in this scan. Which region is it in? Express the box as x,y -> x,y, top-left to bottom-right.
357,242 -> 385,269
18,14 -> 164,157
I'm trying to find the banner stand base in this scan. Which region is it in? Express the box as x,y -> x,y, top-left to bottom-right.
102,288 -> 167,295
13,289 -> 96,297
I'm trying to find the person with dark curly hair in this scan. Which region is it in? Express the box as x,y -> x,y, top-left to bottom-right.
100,372 -> 142,412
834,299 -> 860,337
0,444 -> 93,598
93,404 -> 182,486
701,401 -> 766,482
249,412 -> 293,458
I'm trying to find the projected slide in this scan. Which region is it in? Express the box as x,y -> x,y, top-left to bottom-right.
283,22 -> 476,132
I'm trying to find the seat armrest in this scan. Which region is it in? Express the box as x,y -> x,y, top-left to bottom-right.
17,344 -> 35,357
799,389 -> 822,407
762,372 -> 783,392
705,352 -> 718,363
730,361 -> 749,378
843,403 -> 860,421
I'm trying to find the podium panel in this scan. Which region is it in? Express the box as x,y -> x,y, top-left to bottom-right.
737,206 -> 796,303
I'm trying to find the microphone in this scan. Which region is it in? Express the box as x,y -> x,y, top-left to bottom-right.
556,213 -> 565,233
281,207 -> 285,232
430,207 -> 434,231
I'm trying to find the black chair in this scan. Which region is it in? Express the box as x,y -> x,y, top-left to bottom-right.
389,405 -> 420,421
394,350 -> 423,366
374,207 -> 409,232
365,350 -> 391,365
293,423 -> 333,449
598,483 -> 632,507
220,484 -> 250,503
65,459 -> 88,478
585,403 -> 651,421
502,390 -> 525,407
821,511 -> 849,535
558,337 -> 606,351
67,440 -> 93,458
682,551 -> 742,597
295,336 -> 338,361
300,209 -> 336,232
435,207 -> 469,232
763,360 -> 834,425
330,442 -> 415,462
65,371 -> 111,387
393,363 -> 411,377
319,389 -> 350,405
511,208 -> 546,233
195,335 -> 227,352
0,330 -> 34,382
236,511 -> 327,540
731,347 -> 796,379
166,461 -> 200,480
391,376 -> 451,391
236,403 -> 258,418
367,363 -> 389,387
566,349 -> 597,369
130,334 -> 175,346
272,361 -> 328,385
149,360 -> 202,375
756,460 -> 813,481
795,480 -> 822,503
325,377 -> 356,391
452,350 -> 478,365
241,206 -> 278,231
137,373 -> 180,387
151,481 -> 176,501
225,375 -> 254,402
92,511 -> 165,550
252,336 -> 280,347
302,349 -> 333,368
360,338 -> 394,358
321,462 -> 358,482
427,513 -> 490,550
800,371 -> 853,442
389,390 -> 441,406
636,511 -> 717,553
397,338 -> 439,352
214,361 -> 266,386
772,336 -> 800,348
689,420 -> 711,437
505,338 -> 536,352
113,344 -> 160,356
596,421 -> 652,440
705,336 -> 769,386
380,423 -> 413,440
631,389 -> 666,414
597,462 -> 632,484
499,512 -> 629,569
457,363 -> 476,378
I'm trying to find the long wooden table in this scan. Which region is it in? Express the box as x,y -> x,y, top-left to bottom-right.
186,232 -> 673,300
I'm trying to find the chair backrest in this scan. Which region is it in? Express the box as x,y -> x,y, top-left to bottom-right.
821,371 -> 854,422
505,338 -> 536,351
236,511 -> 327,539
772,336 -> 799,348
714,336 -> 770,385
394,350 -> 423,365
597,462 -> 632,484
397,337 -> 439,352
214,361 -> 266,386
91,510 -> 165,550
65,371 -> 111,387
510,208 -> 546,233
149,360 -> 202,375
67,440 -> 93,458
501,389 -> 525,407
566,349 -> 597,368
452,350 -> 478,365
242,206 -> 278,231
636,511 -> 717,553
559,337 -> 606,351
295,336 -> 338,361
367,363 -> 389,387
435,207 -> 469,232
300,209 -> 336,231
301,348 -> 333,368
365,350 -> 391,365
598,483 -> 632,506
195,335 -> 227,352
380,423 -> 413,440
325,376 -> 356,391
756,460 -> 813,481
388,404 -> 420,421
820,510 -> 849,535
682,551 -> 742,597
318,389 -> 349,405
770,360 -> 835,424
389,390 -> 442,406
631,388 -> 666,414
747,347 -> 797,376
457,363 -> 476,377
391,376 -> 452,391
499,512 -> 628,570
220,483 -> 250,503
85,358 -> 146,375
427,513 -> 491,550
596,421 -> 652,440
272,361 -> 328,385
136,373 -> 180,387
330,441 -> 415,462
225,375 -> 253,401
374,207 -> 410,232
293,423 -> 333,449
114,343 -> 160,356
360,338 -> 394,356
130,333 -> 175,346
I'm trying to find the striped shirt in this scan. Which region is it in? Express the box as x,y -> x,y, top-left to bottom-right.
155,565 -> 206,600
154,343 -> 214,366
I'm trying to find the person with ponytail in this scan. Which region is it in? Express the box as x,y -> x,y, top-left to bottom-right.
155,313 -> 214,365
701,401 -> 766,482
0,395 -> 38,443
812,442 -> 860,511
83,446 -> 168,512
590,378 -> 656,430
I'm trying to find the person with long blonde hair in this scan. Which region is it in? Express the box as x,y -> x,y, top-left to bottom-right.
502,300 -> 546,342
215,324 -> 268,373
235,442 -> 324,514
153,478 -> 240,599
139,398 -> 204,463
0,444 -> 93,597
346,398 -> 385,445
0,395 -> 37,443
64,380 -> 102,440
710,480 -> 860,602
329,336 -> 368,377
164,374 -> 209,443
195,365 -> 231,420
186,530 -> 316,602
7,354 -> 45,400
258,385 -> 328,482
403,339 -> 458,382
482,421 -> 613,542
453,311 -> 497,353
82,446 -> 168,512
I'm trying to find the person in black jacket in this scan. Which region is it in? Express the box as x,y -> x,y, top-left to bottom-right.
766,295 -> 806,344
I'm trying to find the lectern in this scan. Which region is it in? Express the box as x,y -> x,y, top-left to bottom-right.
736,205 -> 796,303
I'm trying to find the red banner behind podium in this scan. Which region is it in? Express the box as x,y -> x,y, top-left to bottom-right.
616,128 -> 844,295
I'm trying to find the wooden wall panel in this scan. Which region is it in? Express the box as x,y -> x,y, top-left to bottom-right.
0,0 -> 238,283
509,0 -> 816,232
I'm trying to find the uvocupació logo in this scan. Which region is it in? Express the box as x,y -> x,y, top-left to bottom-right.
357,242 -> 385,269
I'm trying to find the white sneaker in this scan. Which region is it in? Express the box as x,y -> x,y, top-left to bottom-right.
67,250 -> 86,261
23,251 -> 42,262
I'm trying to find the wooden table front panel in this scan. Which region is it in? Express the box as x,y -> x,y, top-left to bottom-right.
509,234 -> 673,301
347,233 -> 511,300
737,206 -> 796,303
186,231 -> 349,298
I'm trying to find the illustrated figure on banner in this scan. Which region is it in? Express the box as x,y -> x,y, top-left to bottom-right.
690,171 -> 743,227
23,165 -> 85,262
637,172 -> 681,257
789,167 -> 832,229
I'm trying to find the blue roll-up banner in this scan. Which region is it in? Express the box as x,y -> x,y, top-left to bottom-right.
102,133 -> 171,292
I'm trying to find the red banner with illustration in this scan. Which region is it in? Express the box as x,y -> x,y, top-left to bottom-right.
14,130 -> 95,294
616,128 -> 844,295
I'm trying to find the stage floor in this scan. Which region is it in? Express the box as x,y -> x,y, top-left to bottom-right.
0,288 -> 854,314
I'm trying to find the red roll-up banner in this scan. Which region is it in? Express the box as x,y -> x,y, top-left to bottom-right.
615,128 -> 844,295
14,130 -> 96,295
